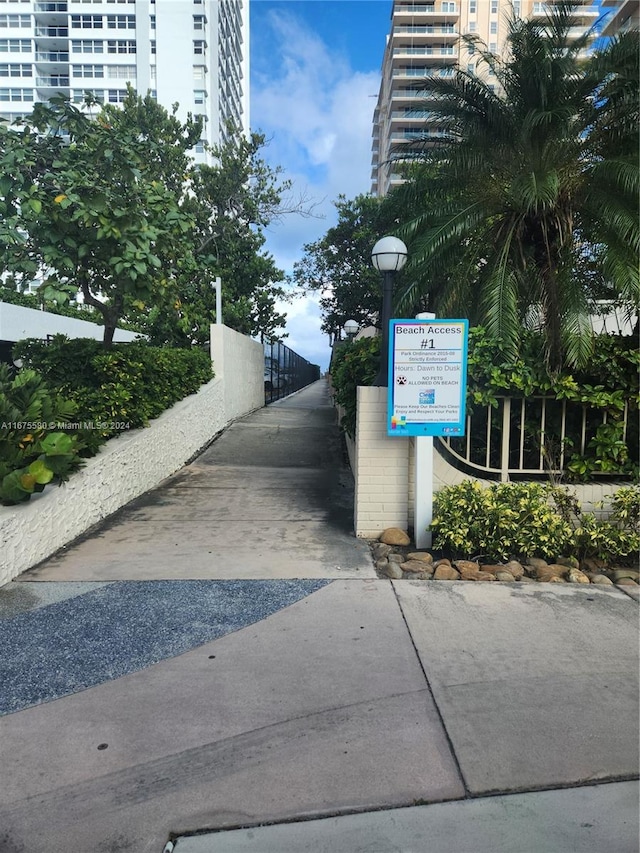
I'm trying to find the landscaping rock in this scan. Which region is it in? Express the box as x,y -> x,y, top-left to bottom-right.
433,558 -> 452,569
611,569 -> 640,582
556,556 -> 580,569
458,565 -> 481,580
453,559 -> 481,572
401,560 -> 432,574
478,564 -> 503,575
535,564 -> 566,580
406,552 -> 433,564
374,559 -> 389,572
372,542 -> 393,560
516,575 -> 535,583
433,565 -> 460,581
380,528 -> 411,546
504,560 -> 525,579
476,571 -> 496,581
527,557 -> 549,570
388,553 -> 405,564
567,569 -> 590,584
544,575 -> 566,583
590,575 -> 614,585
495,570 -> 516,582
616,578 -> 638,586
384,563 -> 404,579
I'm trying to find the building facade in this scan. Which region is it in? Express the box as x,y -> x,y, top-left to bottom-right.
0,0 -> 249,159
371,1 -> 599,196
600,0 -> 639,35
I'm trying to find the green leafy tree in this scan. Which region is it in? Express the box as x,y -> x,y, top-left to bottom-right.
0,92 -> 199,347
390,3 -> 639,371
292,194 -> 397,343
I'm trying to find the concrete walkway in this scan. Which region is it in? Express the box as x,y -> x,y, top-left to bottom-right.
0,380 -> 638,853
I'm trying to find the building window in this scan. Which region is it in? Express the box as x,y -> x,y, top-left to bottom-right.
150,39 -> 156,54
193,15 -> 206,30
441,2 -> 456,12
150,15 -> 155,29
469,22 -> 477,32
490,22 -> 497,34
469,0 -> 476,12
513,0 -> 521,14
0,63 -> 31,76
72,64 -> 104,78
489,42 -> 497,53
0,39 -> 31,52
71,39 -> 104,53
193,40 -> 205,54
107,64 -> 135,79
0,15 -> 31,28
0,87 -> 33,101
71,15 -> 104,29
150,65 -> 156,80
194,140 -> 205,153
107,15 -> 135,29
108,88 -> 127,102
72,88 -> 104,103
491,0 -> 498,12
193,64 -> 206,80
193,89 -> 206,104
107,39 -> 136,53
468,43 -> 475,55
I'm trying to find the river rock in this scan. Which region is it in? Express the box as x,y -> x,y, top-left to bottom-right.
372,542 -> 393,560
616,578 -> 638,586
401,560 -> 433,574
407,552 -> 434,564
434,564 -> 460,580
388,553 -> 405,564
496,570 -> 516,582
581,556 -> 607,573
479,564 -> 503,575
458,565 -> 481,580
384,563 -> 404,579
516,575 -> 535,583
375,559 -> 389,572
527,557 -> 549,570
568,568 -> 590,584
535,563 -> 566,580
380,528 -> 411,546
433,558 -> 452,569
544,575 -> 566,583
504,561 -> 525,579
611,569 -> 640,582
555,556 -> 580,569
476,571 -> 496,581
590,574 -> 614,585
454,560 -> 480,572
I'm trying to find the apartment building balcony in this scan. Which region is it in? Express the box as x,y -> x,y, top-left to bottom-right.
392,66 -> 455,79
530,2 -> 599,23
601,0 -> 640,34
35,51 -> 69,63
394,4 -> 459,21
393,24 -> 458,39
390,128 -> 448,141
34,2 -> 69,11
392,46 -> 458,61
36,75 -> 70,87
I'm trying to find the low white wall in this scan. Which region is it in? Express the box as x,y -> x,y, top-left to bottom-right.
352,385 -> 621,540
0,301 -> 140,343
210,323 -> 264,419
0,325 -> 264,585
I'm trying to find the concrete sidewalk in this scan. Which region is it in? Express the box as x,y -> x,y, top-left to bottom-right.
0,380 -> 638,853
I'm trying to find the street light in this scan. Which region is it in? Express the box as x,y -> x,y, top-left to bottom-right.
343,319 -> 358,339
371,236 -> 408,386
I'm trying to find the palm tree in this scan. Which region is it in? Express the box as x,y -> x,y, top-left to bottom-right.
389,2 -> 639,371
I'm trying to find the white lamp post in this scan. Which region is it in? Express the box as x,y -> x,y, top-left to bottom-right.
343,319 -> 359,339
371,236 -> 408,386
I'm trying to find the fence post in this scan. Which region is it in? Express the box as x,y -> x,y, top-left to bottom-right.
500,397 -> 511,482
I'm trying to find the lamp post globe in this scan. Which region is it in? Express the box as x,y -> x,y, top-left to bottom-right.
371,236 -> 408,386
343,319 -> 359,339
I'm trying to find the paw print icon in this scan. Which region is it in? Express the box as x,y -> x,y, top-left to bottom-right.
397,376 -> 407,385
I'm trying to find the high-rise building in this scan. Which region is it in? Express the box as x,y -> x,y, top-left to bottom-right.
0,0 -> 249,160
600,0 -> 639,35
371,1 -> 599,196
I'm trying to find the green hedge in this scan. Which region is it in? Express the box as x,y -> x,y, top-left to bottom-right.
13,337 -> 213,452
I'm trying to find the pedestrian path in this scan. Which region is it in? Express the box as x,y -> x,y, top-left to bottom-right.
18,380 -> 374,582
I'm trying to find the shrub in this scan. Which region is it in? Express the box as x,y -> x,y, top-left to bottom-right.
430,481 -> 640,565
330,336 -> 380,437
13,337 -> 214,449
0,364 -> 84,504
431,481 -> 573,562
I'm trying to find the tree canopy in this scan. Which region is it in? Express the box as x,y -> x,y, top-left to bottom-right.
385,3 -> 639,370
0,90 -> 293,347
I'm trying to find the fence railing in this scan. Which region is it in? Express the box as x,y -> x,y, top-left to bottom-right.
263,337 -> 320,403
439,395 -> 637,481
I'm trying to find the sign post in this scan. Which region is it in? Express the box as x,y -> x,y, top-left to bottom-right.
388,318 -> 469,547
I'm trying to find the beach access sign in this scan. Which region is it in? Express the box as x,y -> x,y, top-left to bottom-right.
388,319 -> 469,437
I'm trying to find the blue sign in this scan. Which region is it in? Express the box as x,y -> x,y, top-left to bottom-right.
388,319 -> 469,437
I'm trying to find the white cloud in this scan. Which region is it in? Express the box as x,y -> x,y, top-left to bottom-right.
252,9 -> 380,371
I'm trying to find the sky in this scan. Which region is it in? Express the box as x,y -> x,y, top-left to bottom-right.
250,1 -> 393,371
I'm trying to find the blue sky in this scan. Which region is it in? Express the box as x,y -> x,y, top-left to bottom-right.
250,1 -> 393,370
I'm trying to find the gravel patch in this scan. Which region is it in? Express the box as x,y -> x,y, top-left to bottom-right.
0,579 -> 329,715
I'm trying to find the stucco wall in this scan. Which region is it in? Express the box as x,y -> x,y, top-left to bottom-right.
0,325 -> 264,585
0,301 -> 140,344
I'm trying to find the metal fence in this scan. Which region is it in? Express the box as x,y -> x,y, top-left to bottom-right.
263,337 -> 320,403
439,396 -> 638,481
